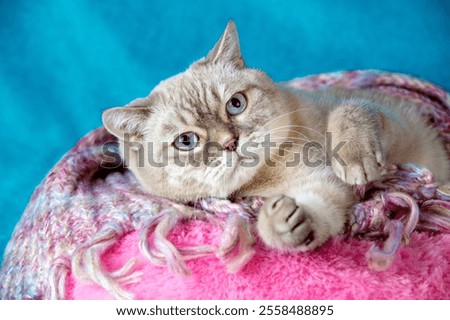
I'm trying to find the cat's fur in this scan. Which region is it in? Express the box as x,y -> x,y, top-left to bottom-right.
103,21 -> 450,252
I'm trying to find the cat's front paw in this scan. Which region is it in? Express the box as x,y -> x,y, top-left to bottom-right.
328,103 -> 386,185
256,195 -> 317,251
332,135 -> 385,185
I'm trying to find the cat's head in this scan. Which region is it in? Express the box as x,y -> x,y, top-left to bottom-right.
102,21 -> 292,201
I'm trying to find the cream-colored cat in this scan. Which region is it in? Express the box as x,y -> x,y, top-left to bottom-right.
103,21 -> 449,252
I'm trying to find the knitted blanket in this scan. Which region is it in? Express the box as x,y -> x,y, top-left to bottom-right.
1,70 -> 449,300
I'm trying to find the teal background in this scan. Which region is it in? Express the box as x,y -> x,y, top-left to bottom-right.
1,0 -> 449,263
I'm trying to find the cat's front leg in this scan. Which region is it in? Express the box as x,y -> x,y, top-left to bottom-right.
256,186 -> 352,251
327,103 -> 386,185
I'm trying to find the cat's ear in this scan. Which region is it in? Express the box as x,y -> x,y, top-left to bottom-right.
102,106 -> 151,139
204,20 -> 245,68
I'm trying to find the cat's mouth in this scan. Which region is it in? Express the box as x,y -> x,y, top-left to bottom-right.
232,147 -> 264,171
234,151 -> 254,161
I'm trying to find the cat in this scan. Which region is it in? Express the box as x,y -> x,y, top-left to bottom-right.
102,21 -> 450,252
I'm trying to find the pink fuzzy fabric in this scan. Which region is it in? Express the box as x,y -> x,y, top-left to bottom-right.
68,223 -> 450,299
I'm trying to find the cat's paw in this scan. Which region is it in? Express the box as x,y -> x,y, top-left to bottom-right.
332,142 -> 385,185
256,195 -> 317,251
328,103 -> 386,185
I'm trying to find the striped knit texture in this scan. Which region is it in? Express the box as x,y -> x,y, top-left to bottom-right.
0,70 -> 449,299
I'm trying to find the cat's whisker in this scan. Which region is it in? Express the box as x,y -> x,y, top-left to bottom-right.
267,133 -> 312,144
268,125 -> 325,138
269,137 -> 310,143
267,148 -> 324,163
267,129 -> 311,141
268,152 -> 293,160
261,109 -> 306,129
267,140 -> 323,151
266,143 -> 300,154
268,124 -> 318,131
268,128 -> 325,139
267,140 -> 326,157
268,140 -> 311,148
265,153 -> 307,166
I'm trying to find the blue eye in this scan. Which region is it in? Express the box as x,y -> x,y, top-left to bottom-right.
226,93 -> 247,115
174,132 -> 199,151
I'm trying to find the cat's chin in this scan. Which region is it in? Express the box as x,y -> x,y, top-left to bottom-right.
191,152 -> 263,200
215,154 -> 262,195
131,150 -> 262,202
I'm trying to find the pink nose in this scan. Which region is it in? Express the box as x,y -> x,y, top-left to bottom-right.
223,138 -> 238,151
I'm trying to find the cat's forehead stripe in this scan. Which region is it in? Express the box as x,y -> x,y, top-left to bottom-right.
210,87 -> 221,102
175,111 -> 190,126
162,123 -> 176,134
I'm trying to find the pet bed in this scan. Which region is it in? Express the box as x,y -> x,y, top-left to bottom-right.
1,70 -> 449,299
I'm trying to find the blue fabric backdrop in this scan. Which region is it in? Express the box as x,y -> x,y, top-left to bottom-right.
1,0 -> 449,263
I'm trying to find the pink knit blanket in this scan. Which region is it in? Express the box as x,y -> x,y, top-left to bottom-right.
1,70 -> 449,300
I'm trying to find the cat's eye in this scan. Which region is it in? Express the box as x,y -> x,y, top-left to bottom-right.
173,132 -> 199,151
226,93 -> 247,116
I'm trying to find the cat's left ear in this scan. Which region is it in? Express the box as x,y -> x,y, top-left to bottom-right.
102,105 -> 151,140
204,20 -> 245,69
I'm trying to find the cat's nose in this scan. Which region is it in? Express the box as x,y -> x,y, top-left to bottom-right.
223,137 -> 238,151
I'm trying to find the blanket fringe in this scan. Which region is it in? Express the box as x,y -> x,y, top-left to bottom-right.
216,214 -> 256,273
364,192 -> 419,271
353,164 -> 450,271
139,209 -> 202,275
49,256 -> 71,299
71,227 -> 141,300
139,199 -> 259,276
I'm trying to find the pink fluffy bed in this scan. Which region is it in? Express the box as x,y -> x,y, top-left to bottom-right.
68,222 -> 450,299
1,71 -> 449,300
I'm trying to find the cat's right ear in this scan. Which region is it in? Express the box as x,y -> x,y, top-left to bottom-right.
203,20 -> 245,69
102,106 -> 151,139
